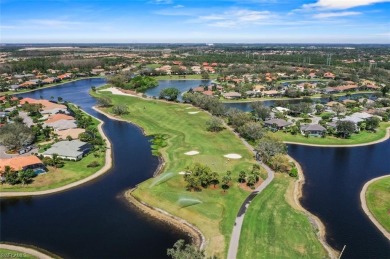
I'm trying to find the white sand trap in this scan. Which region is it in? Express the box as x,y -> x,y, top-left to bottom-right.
188,111 -> 200,114
184,150 -> 200,156
224,154 -> 242,159
178,171 -> 190,175
185,107 -> 192,110
99,87 -> 134,97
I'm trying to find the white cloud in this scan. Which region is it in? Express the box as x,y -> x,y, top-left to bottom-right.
313,11 -> 361,18
173,4 -> 184,8
194,9 -> 275,27
302,0 -> 390,10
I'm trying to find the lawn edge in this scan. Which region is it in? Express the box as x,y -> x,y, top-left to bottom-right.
93,106 -> 206,250
283,126 -> 390,147
0,243 -> 59,259
360,174 -> 390,240
0,108 -> 113,197
289,155 -> 339,258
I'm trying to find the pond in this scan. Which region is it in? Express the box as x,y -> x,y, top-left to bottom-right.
0,78 -> 388,258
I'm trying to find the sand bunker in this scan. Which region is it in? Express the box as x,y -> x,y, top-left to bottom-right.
178,171 -> 190,175
184,151 -> 200,156
185,107 -> 193,110
188,111 -> 200,114
100,87 -> 133,96
224,154 -> 242,159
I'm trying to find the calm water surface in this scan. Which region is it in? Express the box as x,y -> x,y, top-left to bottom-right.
0,79 -> 388,258
0,78 -> 188,258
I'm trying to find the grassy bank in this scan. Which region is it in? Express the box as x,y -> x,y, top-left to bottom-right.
93,89 -> 326,258
237,174 -> 327,258
273,122 -> 390,146
365,176 -> 390,232
0,114 -> 106,192
93,91 -> 255,257
0,248 -> 36,259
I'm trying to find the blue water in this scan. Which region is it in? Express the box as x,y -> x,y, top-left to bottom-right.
0,78 -> 388,258
144,80 -> 211,101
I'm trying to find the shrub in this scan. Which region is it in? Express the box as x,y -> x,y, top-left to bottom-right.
289,167 -> 298,177
87,161 -> 100,168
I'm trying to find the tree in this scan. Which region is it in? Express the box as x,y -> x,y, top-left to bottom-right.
332,104 -> 346,118
226,108 -> 252,128
112,105 -> 129,115
251,101 -> 270,121
18,169 -> 35,185
206,116 -> 224,132
238,122 -> 265,141
108,74 -> 127,88
5,170 -> 19,185
255,134 -> 287,163
246,174 -> 256,189
381,85 -> 389,97
127,76 -> 158,91
159,87 -> 180,101
97,96 -> 112,107
365,116 -> 380,131
210,172 -> 219,187
51,153 -> 64,168
167,239 -> 205,259
201,71 -> 210,79
238,171 -> 246,183
221,172 -> 232,192
0,123 -> 35,151
269,154 -> 291,173
336,120 -> 356,138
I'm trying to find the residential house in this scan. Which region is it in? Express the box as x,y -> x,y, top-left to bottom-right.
323,72 -> 336,79
264,118 -> 291,131
223,92 -> 242,99
45,120 -> 78,131
0,156 -> 45,175
42,140 -> 91,161
300,124 -> 326,137
56,128 -> 86,140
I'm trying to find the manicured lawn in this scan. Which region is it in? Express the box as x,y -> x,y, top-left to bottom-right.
366,176 -> 390,232
0,248 -> 36,259
0,115 -> 106,192
274,122 -> 390,146
237,174 -> 327,259
94,91 -> 256,257
145,63 -> 162,69
154,74 -> 218,80
93,90 -> 326,258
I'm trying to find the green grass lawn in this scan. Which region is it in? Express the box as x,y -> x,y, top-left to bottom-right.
0,115 -> 106,192
238,174 -> 327,259
274,122 -> 390,146
93,89 -> 326,258
366,176 -> 390,232
145,63 -> 162,69
0,248 -> 36,259
154,74 -> 218,80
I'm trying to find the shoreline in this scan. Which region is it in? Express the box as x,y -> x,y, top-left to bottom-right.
0,243 -> 57,259
125,189 -> 205,250
360,174 -> 390,240
92,105 -> 205,250
0,110 -> 113,197
288,155 -> 339,259
1,76 -> 105,97
283,126 -> 390,148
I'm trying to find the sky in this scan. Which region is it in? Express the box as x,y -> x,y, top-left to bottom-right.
0,0 -> 389,43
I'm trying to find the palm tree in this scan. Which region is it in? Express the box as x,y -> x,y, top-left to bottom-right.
210,172 -> 219,187
247,175 -> 256,189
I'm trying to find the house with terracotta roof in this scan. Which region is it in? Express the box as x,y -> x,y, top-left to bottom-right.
0,156 -> 45,175
45,114 -> 74,124
323,72 -> 336,79
56,128 -> 86,140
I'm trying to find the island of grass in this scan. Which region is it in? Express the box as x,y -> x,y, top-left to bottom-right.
0,106 -> 108,193
273,121 -> 390,146
364,175 -> 390,235
92,89 -> 327,258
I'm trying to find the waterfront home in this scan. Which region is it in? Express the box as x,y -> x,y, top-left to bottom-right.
45,114 -> 74,124
42,140 -> 91,161
264,118 -> 291,131
56,128 -> 86,140
300,124 -> 326,137
0,156 -> 45,175
223,92 -> 242,99
44,119 -> 78,131
323,72 -> 336,79
263,90 -> 279,97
